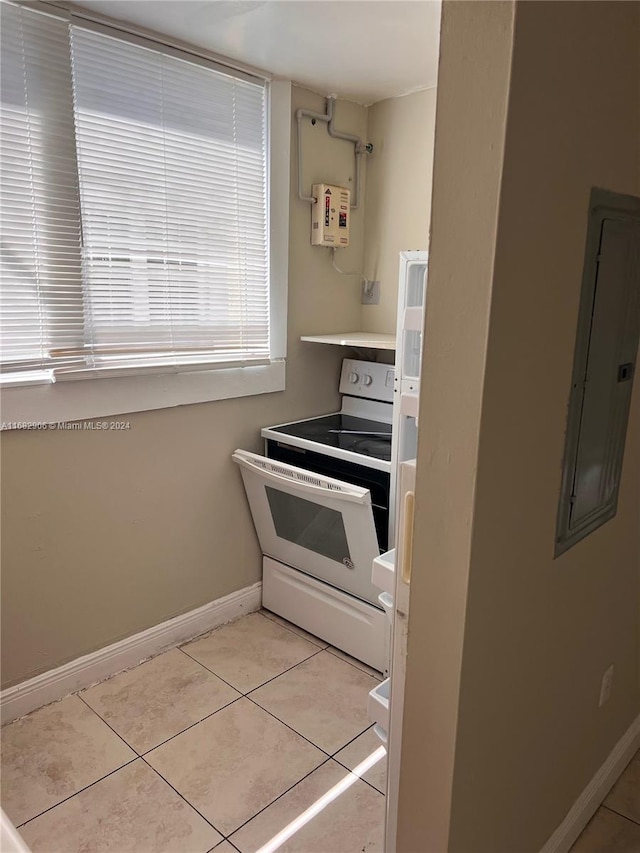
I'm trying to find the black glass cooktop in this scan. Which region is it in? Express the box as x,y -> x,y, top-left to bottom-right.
269,414 -> 392,462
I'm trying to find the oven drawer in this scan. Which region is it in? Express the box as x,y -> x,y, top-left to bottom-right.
263,557 -> 388,672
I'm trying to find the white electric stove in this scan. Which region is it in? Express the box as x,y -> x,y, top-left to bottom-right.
233,358 -> 395,672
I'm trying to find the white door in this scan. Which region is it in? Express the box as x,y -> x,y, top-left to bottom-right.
396,251 -> 428,382
233,449 -> 382,606
385,458 -> 416,848
389,251 -> 428,542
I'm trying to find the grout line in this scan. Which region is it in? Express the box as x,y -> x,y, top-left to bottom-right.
601,804 -> 640,829
134,690 -> 336,843
77,694 -> 143,757
325,646 -> 383,681
79,684 -> 331,844
140,695 -> 245,755
244,690 -> 381,782
75,697 -> 251,828
176,646 -> 251,693
257,609 -> 383,680
330,722 -> 377,758
243,692 -> 333,759
77,642 -> 353,766
332,760 -> 387,796
138,695 -> 378,835
331,761 -> 386,797
258,609 -> 329,650
80,687 -> 253,809
227,751 -> 386,844
12,611 -> 382,844
242,648 -> 326,694
331,723 -> 387,799
176,621 -> 380,768
330,722 -> 388,796
243,666 -> 376,760
139,754 -> 227,839
179,643 -> 325,697
77,662 -> 245,758
176,612 -> 378,697
13,669 -> 244,830
16,756 -> 139,829
225,757 -> 333,841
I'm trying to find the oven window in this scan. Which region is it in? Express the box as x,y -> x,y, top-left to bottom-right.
265,440 -> 390,550
265,487 -> 352,565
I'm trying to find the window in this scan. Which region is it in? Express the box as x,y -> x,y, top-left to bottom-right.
0,2 -> 289,424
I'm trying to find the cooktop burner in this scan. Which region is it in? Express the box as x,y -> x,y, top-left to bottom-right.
270,414 -> 392,462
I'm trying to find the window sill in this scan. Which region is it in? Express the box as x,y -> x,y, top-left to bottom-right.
0,360 -> 285,428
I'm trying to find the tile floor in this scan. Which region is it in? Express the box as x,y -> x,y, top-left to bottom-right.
1,610 -> 386,853
569,750 -> 640,852
7,607 -> 635,853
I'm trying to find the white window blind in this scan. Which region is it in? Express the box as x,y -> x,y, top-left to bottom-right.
0,3 -> 84,380
0,4 -> 270,383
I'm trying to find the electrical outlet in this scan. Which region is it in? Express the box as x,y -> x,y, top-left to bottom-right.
362,280 -> 380,305
599,664 -> 614,707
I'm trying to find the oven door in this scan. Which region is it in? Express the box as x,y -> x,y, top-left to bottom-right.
233,449 -> 381,606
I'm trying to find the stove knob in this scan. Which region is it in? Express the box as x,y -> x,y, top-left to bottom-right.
362,374 -> 373,386
349,372 -> 359,384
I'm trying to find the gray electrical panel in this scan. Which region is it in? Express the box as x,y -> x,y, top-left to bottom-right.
555,188 -> 640,556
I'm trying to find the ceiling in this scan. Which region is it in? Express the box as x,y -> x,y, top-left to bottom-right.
74,1 -> 442,104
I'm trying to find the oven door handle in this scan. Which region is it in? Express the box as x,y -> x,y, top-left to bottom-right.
232,450 -> 371,505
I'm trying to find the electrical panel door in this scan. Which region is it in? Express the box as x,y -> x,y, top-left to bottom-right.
555,189 -> 640,555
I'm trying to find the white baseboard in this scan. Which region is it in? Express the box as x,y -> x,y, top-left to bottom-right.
1,582 -> 262,725
540,713 -> 640,853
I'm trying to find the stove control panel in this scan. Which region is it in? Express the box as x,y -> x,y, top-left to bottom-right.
339,359 -> 395,403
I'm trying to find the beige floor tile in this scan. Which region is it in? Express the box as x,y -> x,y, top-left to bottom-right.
260,609 -> 329,648
230,759 -> 385,853
250,650 -> 378,754
570,807 -> 640,852
334,727 -> 387,794
182,612 -> 320,693
1,694 -> 135,826
19,759 -> 221,852
212,843 -> 238,853
146,698 -> 325,836
327,646 -> 383,680
604,752 -> 640,824
82,648 -> 240,753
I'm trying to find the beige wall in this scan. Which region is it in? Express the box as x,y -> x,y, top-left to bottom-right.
450,2 -> 640,849
398,2 -> 640,852
396,3 -> 515,850
0,85 -> 366,688
362,88 -> 437,334
0,70 -> 436,688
